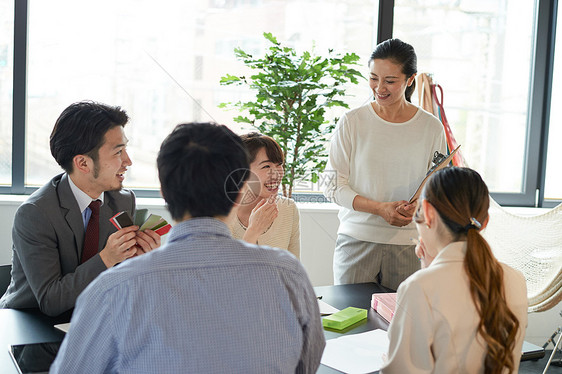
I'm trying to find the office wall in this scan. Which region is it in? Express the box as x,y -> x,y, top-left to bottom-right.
0,196 -> 339,286
0,196 -> 559,346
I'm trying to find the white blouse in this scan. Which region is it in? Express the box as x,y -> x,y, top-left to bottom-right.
381,241 -> 528,373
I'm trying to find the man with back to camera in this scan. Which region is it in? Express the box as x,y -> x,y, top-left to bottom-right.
0,101 -> 160,317
51,122 -> 326,373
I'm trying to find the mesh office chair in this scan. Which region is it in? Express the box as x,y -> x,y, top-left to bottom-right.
483,201 -> 562,373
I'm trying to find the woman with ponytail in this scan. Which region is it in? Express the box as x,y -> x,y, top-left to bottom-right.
324,38 -> 447,290
380,167 -> 528,373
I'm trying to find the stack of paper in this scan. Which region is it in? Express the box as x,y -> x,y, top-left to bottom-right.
371,293 -> 397,323
54,323 -> 71,333
321,329 -> 389,373
318,299 -> 340,315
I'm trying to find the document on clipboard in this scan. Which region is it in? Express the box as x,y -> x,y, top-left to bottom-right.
409,145 -> 461,204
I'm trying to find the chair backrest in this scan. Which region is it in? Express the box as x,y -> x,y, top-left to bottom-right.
483,199 -> 562,312
0,264 -> 12,296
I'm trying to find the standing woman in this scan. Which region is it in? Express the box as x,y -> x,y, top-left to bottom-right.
229,132 -> 300,259
381,167 -> 527,373
324,39 -> 447,290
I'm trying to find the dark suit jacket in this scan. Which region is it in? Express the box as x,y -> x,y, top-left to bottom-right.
0,173 -> 135,316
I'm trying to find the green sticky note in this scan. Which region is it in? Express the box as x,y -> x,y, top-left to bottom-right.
322,307 -> 367,330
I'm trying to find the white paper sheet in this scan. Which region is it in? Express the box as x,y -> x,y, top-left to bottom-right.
320,329 -> 389,374
318,299 -> 340,315
54,322 -> 71,333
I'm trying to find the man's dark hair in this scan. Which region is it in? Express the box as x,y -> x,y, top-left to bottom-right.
49,101 -> 129,173
157,122 -> 250,220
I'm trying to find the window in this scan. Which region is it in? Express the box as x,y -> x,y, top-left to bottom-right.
4,0 -> 561,207
23,0 -> 378,193
26,0 -> 196,188
394,0 -> 535,195
0,0 -> 13,186
545,1 -> 562,201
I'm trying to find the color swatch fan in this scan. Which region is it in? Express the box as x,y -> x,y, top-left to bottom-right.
110,209 -> 171,236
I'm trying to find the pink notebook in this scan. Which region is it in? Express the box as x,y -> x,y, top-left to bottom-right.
371,293 -> 397,322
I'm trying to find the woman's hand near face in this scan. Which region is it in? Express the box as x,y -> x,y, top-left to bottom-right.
414,238 -> 435,269
243,197 -> 279,244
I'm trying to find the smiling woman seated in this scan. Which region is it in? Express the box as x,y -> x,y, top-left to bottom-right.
228,133 -> 300,259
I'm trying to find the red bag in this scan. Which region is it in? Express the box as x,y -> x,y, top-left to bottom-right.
431,84 -> 466,167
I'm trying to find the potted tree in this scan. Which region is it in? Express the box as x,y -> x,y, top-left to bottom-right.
219,32 -> 363,197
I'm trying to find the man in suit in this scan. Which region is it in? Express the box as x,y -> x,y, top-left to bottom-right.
51,122 -> 325,373
0,101 -> 160,317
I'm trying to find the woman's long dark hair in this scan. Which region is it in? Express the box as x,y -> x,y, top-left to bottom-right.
423,167 -> 520,374
369,38 -> 417,102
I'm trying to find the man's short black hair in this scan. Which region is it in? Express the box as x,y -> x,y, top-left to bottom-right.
157,122 -> 250,220
50,101 -> 129,173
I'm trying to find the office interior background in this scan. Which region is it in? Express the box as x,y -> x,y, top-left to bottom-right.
0,0 -> 561,346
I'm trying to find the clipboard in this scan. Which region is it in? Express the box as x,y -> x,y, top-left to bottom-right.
409,145 -> 461,204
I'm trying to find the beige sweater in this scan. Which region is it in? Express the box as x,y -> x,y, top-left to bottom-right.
229,196 -> 300,259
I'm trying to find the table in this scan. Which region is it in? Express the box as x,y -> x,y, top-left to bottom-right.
315,282 -> 392,374
0,283 -> 388,373
315,282 -> 391,340
314,283 -> 560,374
0,284 -> 558,374
0,309 -> 69,374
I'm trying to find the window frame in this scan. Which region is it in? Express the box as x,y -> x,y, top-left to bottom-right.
3,0 -> 560,207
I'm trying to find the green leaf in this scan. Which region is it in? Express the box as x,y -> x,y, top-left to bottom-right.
219,74 -> 242,85
234,47 -> 251,59
263,32 -> 279,45
233,116 -> 253,124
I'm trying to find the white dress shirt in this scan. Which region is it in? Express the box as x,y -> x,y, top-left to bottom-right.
67,174 -> 104,229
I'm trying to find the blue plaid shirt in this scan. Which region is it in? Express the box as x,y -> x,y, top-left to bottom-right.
51,217 -> 325,373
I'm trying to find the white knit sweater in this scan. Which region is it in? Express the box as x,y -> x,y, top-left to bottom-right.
324,103 -> 447,245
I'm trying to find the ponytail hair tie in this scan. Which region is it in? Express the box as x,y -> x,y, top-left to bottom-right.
464,217 -> 482,232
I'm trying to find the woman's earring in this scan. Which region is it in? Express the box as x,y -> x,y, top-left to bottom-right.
426,221 -> 431,229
